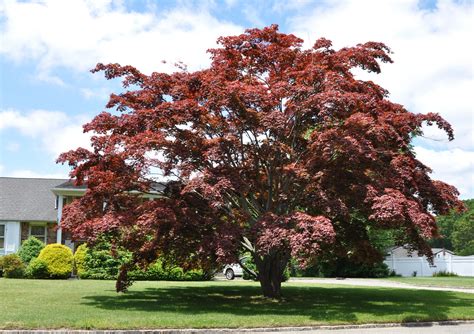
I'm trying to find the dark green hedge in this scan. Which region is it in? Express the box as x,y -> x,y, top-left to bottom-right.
79,241 -> 211,281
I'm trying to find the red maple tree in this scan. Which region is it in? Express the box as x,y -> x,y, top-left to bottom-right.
58,25 -> 463,298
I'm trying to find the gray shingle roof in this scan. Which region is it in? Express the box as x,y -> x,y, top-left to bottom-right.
0,177 -> 67,222
54,180 -> 88,190
54,180 -> 166,193
1,177 -> 167,222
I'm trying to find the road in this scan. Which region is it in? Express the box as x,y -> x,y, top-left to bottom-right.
248,323 -> 474,334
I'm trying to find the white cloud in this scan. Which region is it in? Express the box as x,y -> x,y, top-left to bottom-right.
415,146 -> 474,199
0,109 -> 69,136
0,109 -> 92,158
0,0 -> 243,77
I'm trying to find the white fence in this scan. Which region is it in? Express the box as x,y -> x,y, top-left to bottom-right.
384,255 -> 474,277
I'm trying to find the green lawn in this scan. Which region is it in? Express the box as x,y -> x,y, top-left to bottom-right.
0,279 -> 473,329
384,276 -> 474,289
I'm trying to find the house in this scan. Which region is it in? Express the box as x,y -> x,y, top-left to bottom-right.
0,177 -> 85,255
0,177 -> 163,256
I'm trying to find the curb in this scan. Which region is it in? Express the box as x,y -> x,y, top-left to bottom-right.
1,320 -> 473,334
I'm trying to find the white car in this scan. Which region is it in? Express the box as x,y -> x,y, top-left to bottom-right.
222,263 -> 243,280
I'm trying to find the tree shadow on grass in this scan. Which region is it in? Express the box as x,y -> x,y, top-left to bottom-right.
81,283 -> 473,324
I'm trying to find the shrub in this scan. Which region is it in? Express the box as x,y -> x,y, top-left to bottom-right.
129,260 -> 210,281
242,259 -> 257,280
38,244 -> 73,278
370,262 -> 391,278
433,271 -> 459,277
80,241 -> 130,279
0,254 -> 25,278
294,259 -> 390,278
79,239 -> 212,281
73,244 -> 88,277
389,269 -> 401,277
25,258 -> 49,279
18,237 -> 45,264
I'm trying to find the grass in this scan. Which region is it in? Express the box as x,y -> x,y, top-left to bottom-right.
384,276 -> 474,289
0,279 -> 473,329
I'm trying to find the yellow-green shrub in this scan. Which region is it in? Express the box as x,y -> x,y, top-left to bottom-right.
0,254 -> 25,278
25,258 -> 49,279
38,244 -> 73,278
74,244 -> 88,277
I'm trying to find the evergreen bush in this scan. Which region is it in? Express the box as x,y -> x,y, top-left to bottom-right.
38,243 -> 73,278
73,244 -> 88,277
293,259 -> 390,278
0,254 -> 25,278
77,238 -> 212,281
80,241 -> 129,279
25,258 -> 49,279
18,237 -> 45,264
129,260 -> 209,281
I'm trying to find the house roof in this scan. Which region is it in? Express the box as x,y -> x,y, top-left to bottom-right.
1,177 -> 168,222
54,180 -> 88,190
387,245 -> 455,255
52,179 -> 166,195
432,248 -> 454,255
0,177 -> 67,222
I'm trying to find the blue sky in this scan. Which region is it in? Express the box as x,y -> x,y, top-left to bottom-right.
0,0 -> 472,198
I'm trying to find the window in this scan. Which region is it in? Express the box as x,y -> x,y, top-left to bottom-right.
0,225 -> 4,249
30,225 -> 47,243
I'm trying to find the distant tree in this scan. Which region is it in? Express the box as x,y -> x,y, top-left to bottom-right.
452,218 -> 474,255
430,211 -> 456,250
58,25 -> 463,298
451,200 -> 474,255
431,199 -> 473,254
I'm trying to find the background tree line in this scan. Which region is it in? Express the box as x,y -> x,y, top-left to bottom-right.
430,199 -> 474,256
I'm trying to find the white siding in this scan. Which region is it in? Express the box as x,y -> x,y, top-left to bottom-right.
0,221 -> 21,255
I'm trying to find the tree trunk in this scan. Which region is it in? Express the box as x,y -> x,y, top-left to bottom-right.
255,253 -> 288,299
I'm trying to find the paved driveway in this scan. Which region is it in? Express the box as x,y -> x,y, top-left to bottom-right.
288,278 -> 474,294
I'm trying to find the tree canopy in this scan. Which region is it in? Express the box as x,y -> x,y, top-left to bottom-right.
58,25 -> 463,298
431,199 -> 474,255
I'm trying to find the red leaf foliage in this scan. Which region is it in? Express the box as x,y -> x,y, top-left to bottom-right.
57,25 -> 463,288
